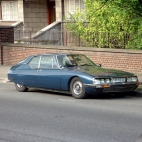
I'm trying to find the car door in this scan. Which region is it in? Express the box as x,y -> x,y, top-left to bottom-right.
36,55 -> 61,90
20,56 -> 40,87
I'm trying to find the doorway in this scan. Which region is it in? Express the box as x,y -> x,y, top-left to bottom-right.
47,0 -> 56,24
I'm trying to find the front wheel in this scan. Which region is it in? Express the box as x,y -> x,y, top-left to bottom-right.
15,83 -> 28,92
70,77 -> 88,99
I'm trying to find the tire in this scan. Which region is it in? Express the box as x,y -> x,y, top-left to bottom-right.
15,83 -> 28,92
70,77 -> 88,99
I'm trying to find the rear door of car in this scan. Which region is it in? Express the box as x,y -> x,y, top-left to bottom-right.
36,55 -> 61,90
21,56 -> 40,87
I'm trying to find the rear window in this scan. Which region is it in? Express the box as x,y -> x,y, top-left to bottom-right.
29,56 -> 40,69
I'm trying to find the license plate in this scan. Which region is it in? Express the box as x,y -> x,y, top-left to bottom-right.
112,78 -> 126,83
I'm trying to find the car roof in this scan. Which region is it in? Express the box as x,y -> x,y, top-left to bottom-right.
32,53 -> 84,56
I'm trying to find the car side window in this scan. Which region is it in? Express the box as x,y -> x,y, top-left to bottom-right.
57,55 -> 74,67
40,55 -> 57,69
29,56 -> 40,69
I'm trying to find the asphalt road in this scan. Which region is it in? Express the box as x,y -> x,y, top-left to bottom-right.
0,83 -> 142,142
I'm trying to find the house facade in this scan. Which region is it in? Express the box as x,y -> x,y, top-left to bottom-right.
0,0 -> 84,34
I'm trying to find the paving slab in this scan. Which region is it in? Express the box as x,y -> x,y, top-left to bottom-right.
0,66 -> 11,83
0,65 -> 11,78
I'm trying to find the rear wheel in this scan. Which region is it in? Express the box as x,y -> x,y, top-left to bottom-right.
70,77 -> 88,99
15,83 -> 28,92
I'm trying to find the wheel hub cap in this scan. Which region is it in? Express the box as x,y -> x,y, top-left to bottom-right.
73,81 -> 83,95
17,84 -> 23,88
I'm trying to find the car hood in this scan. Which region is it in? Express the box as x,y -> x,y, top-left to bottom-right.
68,66 -> 135,77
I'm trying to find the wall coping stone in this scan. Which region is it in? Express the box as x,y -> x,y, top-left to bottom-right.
0,21 -> 23,29
1,43 -> 142,54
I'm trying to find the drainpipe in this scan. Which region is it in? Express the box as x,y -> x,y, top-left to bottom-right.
61,20 -> 63,46
61,0 -> 64,46
0,44 -> 3,65
0,2 -> 2,20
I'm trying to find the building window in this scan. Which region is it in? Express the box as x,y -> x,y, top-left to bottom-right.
64,0 -> 85,18
1,1 -> 18,20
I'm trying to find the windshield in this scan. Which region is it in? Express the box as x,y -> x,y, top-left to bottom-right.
57,54 -> 96,67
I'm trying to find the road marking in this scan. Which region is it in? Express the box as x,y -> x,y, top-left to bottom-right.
59,99 -> 76,102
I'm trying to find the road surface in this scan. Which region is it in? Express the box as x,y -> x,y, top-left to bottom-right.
0,83 -> 142,142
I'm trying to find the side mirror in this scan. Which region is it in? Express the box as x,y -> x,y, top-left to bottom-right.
97,64 -> 102,67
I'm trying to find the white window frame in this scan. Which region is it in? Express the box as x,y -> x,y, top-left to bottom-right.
1,1 -> 18,21
64,0 -> 85,18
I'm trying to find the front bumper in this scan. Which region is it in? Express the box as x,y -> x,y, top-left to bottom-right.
84,82 -> 140,94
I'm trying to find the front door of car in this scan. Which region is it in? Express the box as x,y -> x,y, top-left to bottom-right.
36,55 -> 61,90
36,69 -> 61,89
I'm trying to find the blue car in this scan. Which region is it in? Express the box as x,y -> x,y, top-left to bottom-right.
8,53 -> 140,99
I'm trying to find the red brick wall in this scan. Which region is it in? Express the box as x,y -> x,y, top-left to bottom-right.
0,27 -> 14,43
1,43 -> 142,73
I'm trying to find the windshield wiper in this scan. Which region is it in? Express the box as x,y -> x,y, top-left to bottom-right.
66,64 -> 77,67
80,64 -> 92,66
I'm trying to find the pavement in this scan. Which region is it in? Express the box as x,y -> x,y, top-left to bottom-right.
0,65 -> 142,95
0,65 -> 11,83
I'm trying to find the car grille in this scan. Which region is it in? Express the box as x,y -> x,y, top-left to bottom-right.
103,85 -> 136,93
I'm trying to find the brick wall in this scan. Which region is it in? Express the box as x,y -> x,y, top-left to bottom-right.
0,27 -> 14,43
0,43 -> 142,74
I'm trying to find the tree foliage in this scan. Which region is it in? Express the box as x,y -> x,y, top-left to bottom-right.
65,0 -> 142,49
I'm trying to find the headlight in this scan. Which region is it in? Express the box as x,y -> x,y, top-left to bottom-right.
105,79 -> 110,83
93,79 -> 101,84
127,77 -> 138,82
93,78 -> 111,84
100,79 -> 105,83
